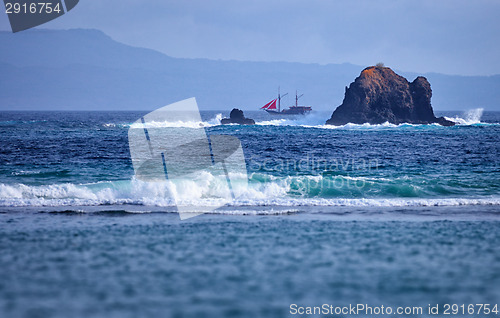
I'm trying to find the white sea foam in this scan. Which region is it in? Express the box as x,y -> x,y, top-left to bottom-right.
101,109 -> 495,130
107,113 -> 413,130
128,113 -> 223,129
102,114 -> 224,129
1,179 -> 499,209
256,116 -> 444,130
255,108 -> 495,129
256,112 -> 327,127
445,108 -> 484,125
311,121 -> 439,130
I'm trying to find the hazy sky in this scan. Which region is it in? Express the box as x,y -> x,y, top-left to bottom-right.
1,0 -> 499,76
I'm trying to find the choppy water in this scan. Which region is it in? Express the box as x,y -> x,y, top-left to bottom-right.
0,109 -> 498,211
0,109 -> 499,317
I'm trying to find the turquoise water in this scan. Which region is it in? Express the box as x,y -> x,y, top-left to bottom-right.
0,110 -> 498,210
0,110 -> 499,317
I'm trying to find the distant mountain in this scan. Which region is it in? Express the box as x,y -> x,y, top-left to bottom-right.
0,29 -> 499,111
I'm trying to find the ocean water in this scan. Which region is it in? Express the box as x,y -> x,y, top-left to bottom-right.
1,109 -> 499,317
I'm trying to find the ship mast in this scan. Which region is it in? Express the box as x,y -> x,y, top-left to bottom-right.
278,87 -> 288,113
295,90 -> 304,107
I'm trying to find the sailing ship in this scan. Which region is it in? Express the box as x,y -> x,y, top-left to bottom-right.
261,89 -> 312,115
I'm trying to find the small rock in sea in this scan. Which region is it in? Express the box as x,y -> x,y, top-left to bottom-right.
221,108 -> 255,125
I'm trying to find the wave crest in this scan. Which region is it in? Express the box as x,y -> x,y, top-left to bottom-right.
1,174 -> 498,208
106,114 -> 223,129
445,108 -> 484,125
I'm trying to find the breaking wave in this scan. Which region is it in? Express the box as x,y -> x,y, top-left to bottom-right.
257,108 -> 493,129
1,173 -> 498,208
445,108 -> 484,125
256,112 -> 327,127
99,109 -> 497,130
105,114 -> 223,129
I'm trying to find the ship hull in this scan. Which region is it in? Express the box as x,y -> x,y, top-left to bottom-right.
265,108 -> 312,115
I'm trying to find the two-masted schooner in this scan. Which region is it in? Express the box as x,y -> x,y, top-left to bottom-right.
261,88 -> 312,115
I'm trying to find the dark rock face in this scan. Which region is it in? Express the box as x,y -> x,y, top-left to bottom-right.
326,66 -> 455,126
221,108 -> 255,125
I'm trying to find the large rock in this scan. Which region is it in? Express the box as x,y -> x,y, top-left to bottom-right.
326,66 -> 455,126
221,108 -> 255,125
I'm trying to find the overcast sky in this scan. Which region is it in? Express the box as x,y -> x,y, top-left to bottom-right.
1,0 -> 499,76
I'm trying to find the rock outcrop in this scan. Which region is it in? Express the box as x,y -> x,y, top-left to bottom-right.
221,108 -> 255,125
326,66 -> 455,126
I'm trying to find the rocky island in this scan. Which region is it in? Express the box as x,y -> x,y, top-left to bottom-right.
221,108 -> 255,125
326,66 -> 455,126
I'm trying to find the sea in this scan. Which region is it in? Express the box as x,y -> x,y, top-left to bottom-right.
0,109 -> 499,318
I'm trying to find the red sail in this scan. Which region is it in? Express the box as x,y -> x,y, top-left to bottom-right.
261,99 -> 277,110
260,100 -> 272,109
261,99 -> 277,109
267,99 -> 277,110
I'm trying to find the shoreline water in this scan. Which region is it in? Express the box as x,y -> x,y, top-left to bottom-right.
2,203 -> 500,221
2,211 -> 500,318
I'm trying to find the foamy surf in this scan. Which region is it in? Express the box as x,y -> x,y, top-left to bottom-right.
256,109 -> 492,129
98,109 -> 498,130
256,112 -> 327,127
1,180 -> 499,209
1,196 -> 499,209
105,113 -> 224,129
445,108 -> 484,125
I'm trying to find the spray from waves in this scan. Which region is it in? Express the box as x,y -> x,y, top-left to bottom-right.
1,172 -> 499,208
133,113 -> 223,129
254,112 -> 402,129
445,108 -> 484,125
107,119 -> 445,130
255,108 -> 494,129
256,112 -> 327,127
254,112 -> 452,129
104,114 -> 223,129
107,112 -> 441,130
306,122 -> 431,130
102,109 -> 492,129
256,117 -> 440,130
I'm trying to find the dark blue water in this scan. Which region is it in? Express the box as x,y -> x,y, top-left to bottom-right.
0,110 -> 498,210
0,110 -> 499,317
